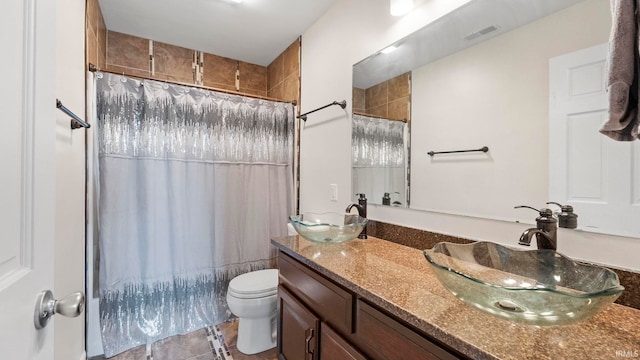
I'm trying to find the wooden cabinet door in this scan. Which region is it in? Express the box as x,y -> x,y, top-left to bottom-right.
320,324 -> 368,360
278,286 -> 320,360
354,300 -> 460,360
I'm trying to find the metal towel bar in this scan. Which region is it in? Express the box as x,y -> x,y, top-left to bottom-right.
427,146 -> 489,157
297,100 -> 347,121
56,99 -> 90,129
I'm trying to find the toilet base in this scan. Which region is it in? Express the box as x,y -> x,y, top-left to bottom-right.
236,311 -> 277,355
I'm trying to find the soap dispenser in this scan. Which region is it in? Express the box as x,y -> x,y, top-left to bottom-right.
382,192 -> 391,206
546,202 -> 578,229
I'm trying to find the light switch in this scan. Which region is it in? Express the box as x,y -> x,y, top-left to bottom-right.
330,184 -> 338,201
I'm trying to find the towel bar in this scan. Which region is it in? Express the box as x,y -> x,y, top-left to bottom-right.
428,146 -> 488,156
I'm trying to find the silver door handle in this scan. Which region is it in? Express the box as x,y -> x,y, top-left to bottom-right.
34,290 -> 85,329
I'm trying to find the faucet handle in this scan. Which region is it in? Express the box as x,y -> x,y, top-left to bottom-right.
546,201 -> 578,229
514,205 -> 539,213
546,201 -> 574,213
515,205 -> 553,217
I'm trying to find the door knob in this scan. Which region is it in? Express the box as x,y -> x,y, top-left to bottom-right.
34,290 -> 85,329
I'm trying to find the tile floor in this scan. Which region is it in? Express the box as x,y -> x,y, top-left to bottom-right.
91,320 -> 277,360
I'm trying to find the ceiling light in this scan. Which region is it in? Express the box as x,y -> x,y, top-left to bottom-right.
380,45 -> 397,54
390,0 -> 413,16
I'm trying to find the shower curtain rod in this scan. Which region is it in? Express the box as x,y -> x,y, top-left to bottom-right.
88,63 -> 297,106
353,111 -> 407,123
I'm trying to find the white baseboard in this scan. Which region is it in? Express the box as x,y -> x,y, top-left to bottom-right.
80,350 -> 87,360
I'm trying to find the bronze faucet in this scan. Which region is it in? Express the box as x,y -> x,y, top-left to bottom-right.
515,206 -> 558,250
346,193 -> 367,239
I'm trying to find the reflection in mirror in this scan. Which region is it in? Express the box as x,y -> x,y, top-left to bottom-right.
351,0 -> 640,238
352,73 -> 410,206
352,114 -> 408,206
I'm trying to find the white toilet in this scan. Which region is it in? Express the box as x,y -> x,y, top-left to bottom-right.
227,269 -> 279,354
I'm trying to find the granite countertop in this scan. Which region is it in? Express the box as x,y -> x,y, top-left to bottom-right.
271,235 -> 640,360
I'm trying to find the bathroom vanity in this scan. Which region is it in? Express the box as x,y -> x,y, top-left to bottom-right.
272,236 -> 640,360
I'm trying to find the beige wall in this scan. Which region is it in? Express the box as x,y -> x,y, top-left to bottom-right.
56,0 -> 87,359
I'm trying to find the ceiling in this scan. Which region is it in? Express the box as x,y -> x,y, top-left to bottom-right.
98,0 -> 338,66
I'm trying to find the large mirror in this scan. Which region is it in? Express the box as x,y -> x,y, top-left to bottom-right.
352,0 -> 640,238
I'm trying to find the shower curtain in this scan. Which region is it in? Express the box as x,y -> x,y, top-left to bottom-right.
352,114 -> 407,206
94,72 -> 294,357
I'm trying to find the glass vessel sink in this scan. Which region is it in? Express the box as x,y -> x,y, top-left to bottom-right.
289,212 -> 367,243
423,241 -> 624,325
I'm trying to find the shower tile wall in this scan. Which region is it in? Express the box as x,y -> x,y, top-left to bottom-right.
104,31 -> 152,79
353,72 -> 411,121
154,42 -> 197,84
103,30 -> 270,98
238,62 -> 268,97
86,0 -> 107,70
267,39 -> 300,104
352,87 -> 365,113
202,53 -> 238,92
86,0 -> 300,103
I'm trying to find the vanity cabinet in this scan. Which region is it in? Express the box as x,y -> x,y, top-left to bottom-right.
277,251 -> 463,360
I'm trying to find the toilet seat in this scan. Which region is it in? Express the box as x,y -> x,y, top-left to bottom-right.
228,269 -> 278,299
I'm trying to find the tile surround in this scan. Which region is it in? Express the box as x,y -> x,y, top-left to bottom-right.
267,55 -> 284,92
387,98 -> 409,120
364,82 -> 387,108
89,1 -> 289,101
352,87 -> 366,113
86,0 -> 106,70
367,220 -> 640,310
282,41 -> 300,81
106,31 -> 151,72
358,72 -> 411,121
267,38 -> 300,104
239,62 -> 268,95
98,28 -> 269,99
153,42 -> 195,84
202,53 -> 237,90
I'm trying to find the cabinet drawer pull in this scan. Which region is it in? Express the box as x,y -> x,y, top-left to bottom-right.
305,327 -> 315,357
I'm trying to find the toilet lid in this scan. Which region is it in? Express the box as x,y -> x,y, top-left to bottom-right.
228,269 -> 278,298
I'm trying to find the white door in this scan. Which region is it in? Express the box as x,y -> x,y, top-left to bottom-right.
549,43 -> 640,237
0,0 -> 58,358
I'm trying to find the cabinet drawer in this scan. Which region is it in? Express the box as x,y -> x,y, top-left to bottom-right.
279,252 -> 354,334
354,300 -> 460,360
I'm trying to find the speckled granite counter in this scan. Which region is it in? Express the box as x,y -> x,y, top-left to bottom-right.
271,235 -> 640,360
